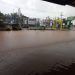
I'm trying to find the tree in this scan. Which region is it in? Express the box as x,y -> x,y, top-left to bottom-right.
67,16 -> 75,21
0,12 -> 5,27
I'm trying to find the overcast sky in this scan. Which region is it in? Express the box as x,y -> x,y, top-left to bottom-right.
0,0 -> 75,19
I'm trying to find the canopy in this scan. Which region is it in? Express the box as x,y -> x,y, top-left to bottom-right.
43,0 -> 75,7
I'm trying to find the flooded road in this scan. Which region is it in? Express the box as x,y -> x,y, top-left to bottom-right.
0,30 -> 75,75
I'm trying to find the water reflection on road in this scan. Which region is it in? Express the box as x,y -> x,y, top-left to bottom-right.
0,30 -> 75,50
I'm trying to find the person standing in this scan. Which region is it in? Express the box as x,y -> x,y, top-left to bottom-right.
50,20 -> 53,28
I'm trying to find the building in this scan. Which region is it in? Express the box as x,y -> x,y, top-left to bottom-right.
28,18 -> 37,27
72,20 -> 75,26
21,16 -> 28,28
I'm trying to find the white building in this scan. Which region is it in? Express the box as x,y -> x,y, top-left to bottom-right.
72,20 -> 75,26
28,18 -> 36,25
40,19 -> 46,26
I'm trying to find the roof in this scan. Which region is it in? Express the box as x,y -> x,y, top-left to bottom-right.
43,0 -> 75,7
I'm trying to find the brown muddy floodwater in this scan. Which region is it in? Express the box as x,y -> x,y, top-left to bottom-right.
0,30 -> 75,75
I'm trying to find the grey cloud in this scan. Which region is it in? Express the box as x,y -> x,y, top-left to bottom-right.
0,0 -> 75,18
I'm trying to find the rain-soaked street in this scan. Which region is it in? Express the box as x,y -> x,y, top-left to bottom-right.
0,30 -> 75,75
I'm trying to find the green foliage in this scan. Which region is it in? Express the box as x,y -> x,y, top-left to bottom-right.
67,16 -> 75,21
0,12 -> 5,27
0,12 -> 4,22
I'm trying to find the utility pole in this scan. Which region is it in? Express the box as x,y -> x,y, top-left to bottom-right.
60,12 -> 63,19
18,8 -> 21,17
18,8 -> 22,29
